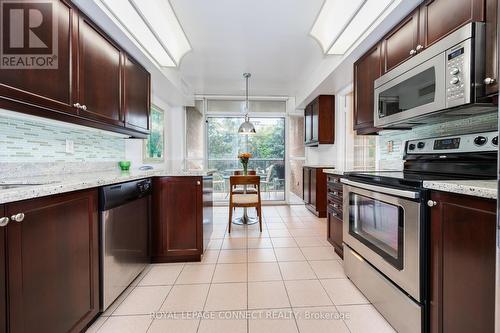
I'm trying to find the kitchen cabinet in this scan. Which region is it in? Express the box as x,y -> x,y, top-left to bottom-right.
326,175 -> 343,258
429,191 -> 495,333
0,0 -> 77,116
304,95 -> 335,146
353,44 -> 382,135
0,205 -> 5,333
485,0 -> 498,95
152,176 -> 213,262
382,11 -> 420,73
0,0 -> 151,138
78,16 -> 123,127
6,189 -> 99,333
419,0 -> 484,49
124,55 -> 151,133
303,167 -> 327,217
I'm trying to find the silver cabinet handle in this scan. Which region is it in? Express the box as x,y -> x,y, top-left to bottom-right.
81,104 -> 88,110
427,200 -> 437,207
410,49 -> 417,56
484,78 -> 496,85
196,181 -> 201,185
416,44 -> 424,52
11,213 -> 25,222
0,217 -> 9,227
73,103 -> 81,109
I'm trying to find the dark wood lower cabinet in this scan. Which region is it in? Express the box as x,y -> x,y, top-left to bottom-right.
303,167 -> 328,217
429,191 -> 496,333
0,205 -> 5,333
6,189 -> 99,333
152,176 -> 213,262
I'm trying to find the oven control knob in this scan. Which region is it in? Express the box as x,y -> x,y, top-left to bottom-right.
492,136 -> 498,146
450,77 -> 460,85
474,136 -> 487,146
450,67 -> 460,75
408,143 -> 416,151
417,142 -> 425,149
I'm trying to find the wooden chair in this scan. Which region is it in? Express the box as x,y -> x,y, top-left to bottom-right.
233,170 -> 257,194
228,175 -> 262,233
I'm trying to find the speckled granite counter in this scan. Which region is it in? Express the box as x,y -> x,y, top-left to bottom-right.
303,165 -> 336,168
323,169 -> 344,175
0,168 -> 215,204
423,180 -> 497,199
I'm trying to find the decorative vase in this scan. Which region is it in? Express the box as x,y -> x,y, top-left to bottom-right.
238,152 -> 252,176
243,162 -> 248,176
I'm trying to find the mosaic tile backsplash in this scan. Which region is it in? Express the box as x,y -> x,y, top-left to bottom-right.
0,114 -> 125,163
377,112 -> 498,170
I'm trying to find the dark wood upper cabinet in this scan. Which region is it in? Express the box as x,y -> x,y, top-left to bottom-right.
152,177 -> 213,262
485,0 -> 498,95
304,95 -> 335,146
353,44 -> 382,134
6,189 -> 99,333
0,205 -> 5,333
0,0 -> 76,115
78,16 -> 123,126
429,191 -> 496,333
419,0 -> 484,49
382,10 -> 420,73
124,55 -> 151,133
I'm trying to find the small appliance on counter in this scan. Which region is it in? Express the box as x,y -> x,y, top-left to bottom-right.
99,178 -> 152,311
342,131 -> 498,333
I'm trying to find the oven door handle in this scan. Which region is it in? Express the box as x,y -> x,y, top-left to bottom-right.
341,179 -> 420,199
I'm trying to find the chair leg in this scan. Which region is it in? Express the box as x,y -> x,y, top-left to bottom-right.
228,204 -> 232,233
257,205 -> 262,232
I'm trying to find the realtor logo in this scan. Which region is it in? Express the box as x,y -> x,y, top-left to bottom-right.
0,0 -> 58,69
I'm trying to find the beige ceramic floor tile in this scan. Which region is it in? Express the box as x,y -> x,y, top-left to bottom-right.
138,265 -> 183,286
160,284 -> 210,312
248,262 -> 283,282
248,281 -> 291,309
294,306 -> 350,333
198,313 -> 247,333
221,238 -> 246,249
86,316 -> 108,333
97,315 -> 152,333
206,239 -> 223,250
268,229 -> 292,238
337,304 -> 396,333
248,248 -> 277,262
301,246 -> 340,260
247,237 -> 273,248
248,309 -> 298,333
247,229 -> 270,238
176,264 -> 215,284
294,236 -> 327,247
190,250 -> 219,265
309,260 -> 346,279
284,280 -> 333,307
321,279 -> 369,305
204,283 -> 247,311
113,286 -> 171,315
212,263 -> 247,283
271,237 -> 298,248
278,261 -> 316,280
217,249 -> 247,263
148,318 -> 200,333
274,247 -> 306,261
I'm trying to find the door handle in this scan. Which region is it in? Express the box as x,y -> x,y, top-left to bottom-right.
409,49 -> 417,56
484,78 -> 496,85
73,103 -> 81,109
416,44 -> 424,52
0,217 -> 9,227
11,213 -> 25,222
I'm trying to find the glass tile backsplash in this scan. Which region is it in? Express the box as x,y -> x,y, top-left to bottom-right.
377,112 -> 498,170
0,114 -> 125,162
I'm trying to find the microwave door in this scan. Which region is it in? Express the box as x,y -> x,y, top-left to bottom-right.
374,53 -> 446,127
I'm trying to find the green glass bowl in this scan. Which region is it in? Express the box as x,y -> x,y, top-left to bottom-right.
119,161 -> 131,171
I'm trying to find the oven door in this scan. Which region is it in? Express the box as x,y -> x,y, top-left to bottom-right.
374,52 -> 446,128
342,179 -> 421,301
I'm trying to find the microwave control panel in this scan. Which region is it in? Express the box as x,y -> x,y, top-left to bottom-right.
446,40 -> 471,106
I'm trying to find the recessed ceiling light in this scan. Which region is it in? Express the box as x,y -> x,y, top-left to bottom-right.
131,0 -> 191,66
310,0 -> 365,53
328,0 -> 395,55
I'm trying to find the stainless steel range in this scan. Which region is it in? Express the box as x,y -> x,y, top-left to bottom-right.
342,131 -> 498,333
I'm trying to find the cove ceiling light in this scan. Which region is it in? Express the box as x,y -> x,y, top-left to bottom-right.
98,0 -> 191,67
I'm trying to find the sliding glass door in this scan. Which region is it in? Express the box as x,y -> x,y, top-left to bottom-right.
207,116 -> 285,202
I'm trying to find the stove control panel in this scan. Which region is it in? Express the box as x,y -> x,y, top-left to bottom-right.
405,131 -> 498,154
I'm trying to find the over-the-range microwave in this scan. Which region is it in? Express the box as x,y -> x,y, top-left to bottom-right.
374,22 -> 496,128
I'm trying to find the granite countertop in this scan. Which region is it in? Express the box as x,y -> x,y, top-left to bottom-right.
423,180 -> 497,199
323,169 -> 344,175
0,168 -> 216,204
303,165 -> 336,168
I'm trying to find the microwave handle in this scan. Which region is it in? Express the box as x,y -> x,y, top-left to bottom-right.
341,179 -> 420,199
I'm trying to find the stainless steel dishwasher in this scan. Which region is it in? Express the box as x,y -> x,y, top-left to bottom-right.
99,178 -> 151,311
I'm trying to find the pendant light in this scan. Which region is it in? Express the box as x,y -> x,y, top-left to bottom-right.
238,73 -> 256,135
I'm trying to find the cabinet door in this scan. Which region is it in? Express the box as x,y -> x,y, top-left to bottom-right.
303,168 -> 310,204
0,0 -> 77,115
152,177 -> 202,260
6,190 -> 99,333
304,105 -> 312,144
0,205 -> 5,333
310,168 -> 317,208
429,192 -> 495,333
353,44 -> 382,133
124,55 -> 151,133
419,0 -> 484,49
311,99 -> 319,143
78,16 -> 122,126
382,10 -> 419,73
485,0 -> 498,95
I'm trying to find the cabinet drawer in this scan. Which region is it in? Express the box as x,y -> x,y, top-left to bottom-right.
327,186 -> 343,200
328,206 -> 343,220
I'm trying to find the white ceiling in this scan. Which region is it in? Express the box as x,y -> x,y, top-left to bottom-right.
171,0 -> 329,96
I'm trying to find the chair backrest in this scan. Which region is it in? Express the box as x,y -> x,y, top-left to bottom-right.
265,164 -> 274,182
233,170 -> 256,175
230,175 -> 260,188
